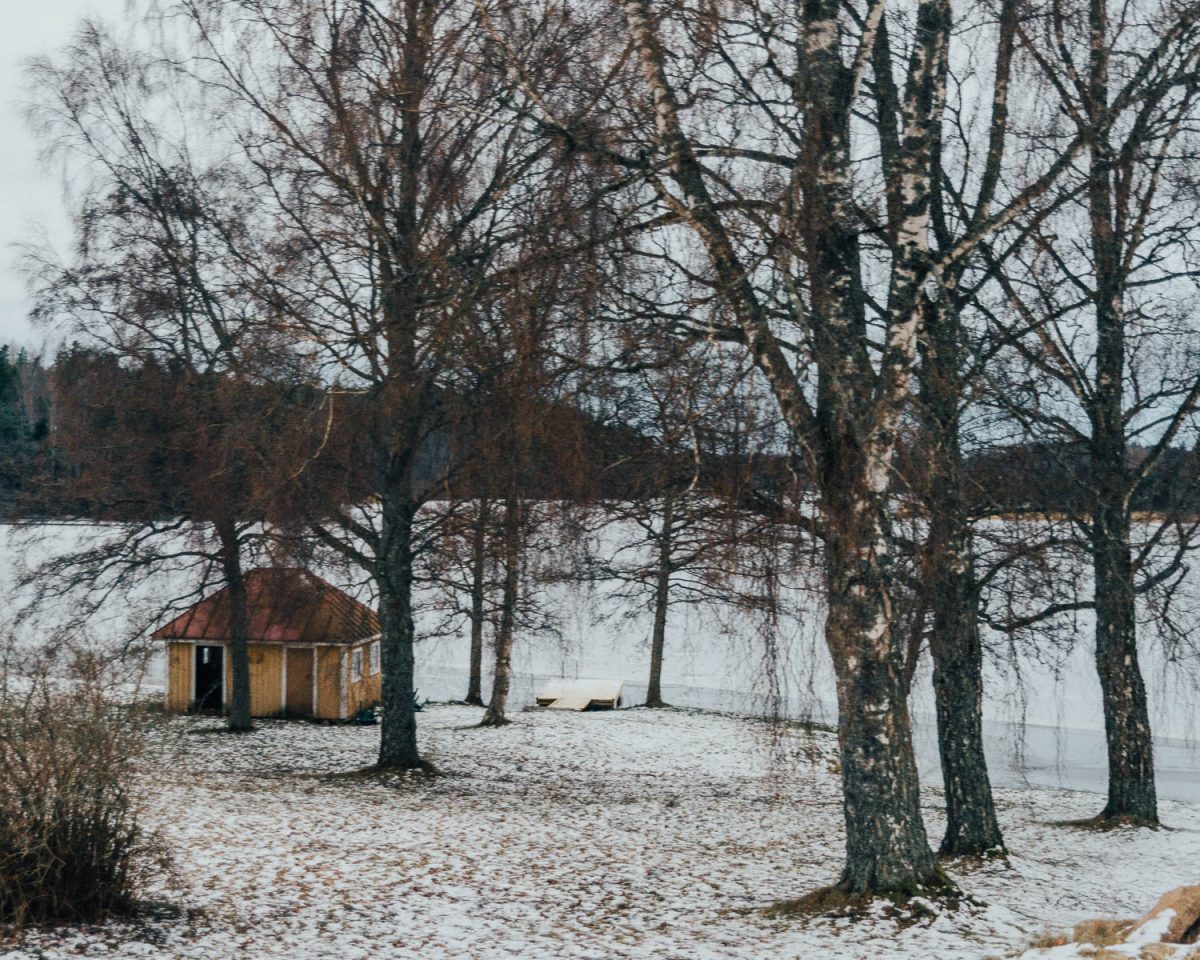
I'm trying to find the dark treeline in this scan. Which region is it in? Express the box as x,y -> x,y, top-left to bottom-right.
0,347 -> 52,516
906,443 -> 1200,518
7,352 -> 1197,523
1,346 -> 793,519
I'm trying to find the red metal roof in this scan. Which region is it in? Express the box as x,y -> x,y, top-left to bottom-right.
152,567 -> 380,645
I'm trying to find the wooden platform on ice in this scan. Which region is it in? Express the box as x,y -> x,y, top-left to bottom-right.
535,678 -> 623,711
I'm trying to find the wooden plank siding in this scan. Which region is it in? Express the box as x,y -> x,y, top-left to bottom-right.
284,647 -> 315,716
166,642 -> 192,712
253,645 -> 284,716
315,646 -> 344,720
165,638 -> 379,720
346,641 -> 382,717
219,644 -> 285,717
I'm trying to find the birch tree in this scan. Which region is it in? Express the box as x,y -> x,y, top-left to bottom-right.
460,229 -> 587,727
895,0 -> 1028,859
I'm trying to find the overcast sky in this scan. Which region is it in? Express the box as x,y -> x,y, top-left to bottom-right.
1,2 -> 116,350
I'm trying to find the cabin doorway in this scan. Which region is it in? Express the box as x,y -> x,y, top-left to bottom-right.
286,648 -> 314,717
194,645 -> 224,712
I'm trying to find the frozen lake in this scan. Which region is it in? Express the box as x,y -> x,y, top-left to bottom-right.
413,657 -> 1200,805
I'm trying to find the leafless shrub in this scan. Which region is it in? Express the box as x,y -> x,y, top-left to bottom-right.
0,648 -> 168,930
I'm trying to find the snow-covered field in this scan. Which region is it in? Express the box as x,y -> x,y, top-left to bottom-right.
4,704 -> 1200,960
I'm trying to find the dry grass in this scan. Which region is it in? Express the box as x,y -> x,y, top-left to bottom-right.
1050,814 -> 1162,832
764,884 -> 866,919
1028,929 -> 1069,949
1020,935 -> 1180,959
1026,921 -> 1192,958
764,871 -> 964,926
1072,917 -> 1133,947
320,757 -> 443,783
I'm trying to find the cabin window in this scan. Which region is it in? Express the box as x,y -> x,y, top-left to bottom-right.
351,649 -> 363,681
369,641 -> 381,675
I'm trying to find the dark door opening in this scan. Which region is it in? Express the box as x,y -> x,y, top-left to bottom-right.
194,645 -> 224,712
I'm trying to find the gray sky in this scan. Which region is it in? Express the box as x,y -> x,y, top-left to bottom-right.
0,2 -> 114,350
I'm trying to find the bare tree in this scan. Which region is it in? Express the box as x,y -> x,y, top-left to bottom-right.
464,234 -> 587,727
887,0 -> 1029,859
583,345 -> 780,708
160,0 -> 604,766
984,0 -> 1200,825
23,28 -> 312,732
422,497 -> 497,705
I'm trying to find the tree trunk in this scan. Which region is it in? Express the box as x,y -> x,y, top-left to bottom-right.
1092,504 -> 1157,822
371,0 -> 427,771
465,498 -> 489,706
824,489 -> 944,894
215,518 -> 252,733
927,534 -> 1004,856
919,298 -> 1005,858
806,0 -> 945,893
480,497 -> 520,727
377,495 -> 423,770
645,495 -> 674,708
1085,0 -> 1156,824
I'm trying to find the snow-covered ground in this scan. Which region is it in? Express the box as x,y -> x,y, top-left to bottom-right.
3,705 -> 1198,960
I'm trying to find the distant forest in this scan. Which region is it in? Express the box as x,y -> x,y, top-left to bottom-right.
4,345 -> 1197,523
0,346 -> 51,516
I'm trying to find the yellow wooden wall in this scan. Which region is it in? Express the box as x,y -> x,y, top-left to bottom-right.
222,644 -> 284,716
346,642 -> 382,717
166,640 -> 379,719
166,642 -> 192,712
254,645 -> 284,715
315,645 -> 344,719
168,641 -> 286,716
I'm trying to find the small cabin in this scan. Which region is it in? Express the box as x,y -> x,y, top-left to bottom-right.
154,567 -> 382,720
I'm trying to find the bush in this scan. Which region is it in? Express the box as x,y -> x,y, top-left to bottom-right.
0,657 -> 166,929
